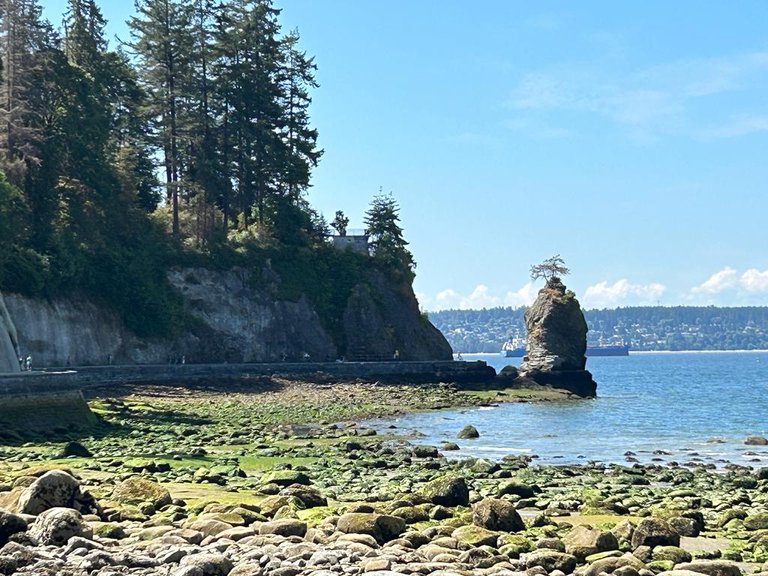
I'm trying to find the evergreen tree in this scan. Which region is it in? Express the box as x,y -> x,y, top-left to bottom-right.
0,0 -> 54,186
364,193 -> 415,279
128,0 -> 192,236
276,28 -> 321,200
212,0 -> 282,228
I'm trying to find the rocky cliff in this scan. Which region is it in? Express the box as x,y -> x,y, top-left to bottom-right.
3,267 -> 451,367
0,292 -> 20,372
518,278 -> 597,397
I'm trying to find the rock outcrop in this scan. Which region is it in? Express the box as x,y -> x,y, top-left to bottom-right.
3,266 -> 451,367
0,291 -> 20,372
517,278 -> 597,397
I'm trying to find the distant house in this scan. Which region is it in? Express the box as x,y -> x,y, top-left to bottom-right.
332,231 -> 369,254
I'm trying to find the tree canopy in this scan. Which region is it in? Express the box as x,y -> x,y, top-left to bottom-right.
530,254 -> 570,284
0,0 -> 418,337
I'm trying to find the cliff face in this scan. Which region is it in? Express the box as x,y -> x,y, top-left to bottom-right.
0,292 -> 20,372
4,266 -> 451,367
343,271 -> 453,361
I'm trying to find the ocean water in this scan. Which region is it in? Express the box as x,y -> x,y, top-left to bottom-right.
366,351 -> 768,468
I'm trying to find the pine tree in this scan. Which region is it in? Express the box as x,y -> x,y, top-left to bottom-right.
128,0 -> 192,236
0,0 -> 54,185
276,28 -> 321,200
364,193 -> 415,279
212,0 -> 282,228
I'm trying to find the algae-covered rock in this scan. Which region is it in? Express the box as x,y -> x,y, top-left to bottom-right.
523,549 -> 578,574
564,524 -> 619,560
472,497 -> 525,532
336,513 -> 405,544
258,519 -> 307,537
631,517 -> 680,549
674,560 -> 743,576
279,484 -> 327,508
418,476 -> 469,507
496,480 -> 538,499
60,441 -> 93,458
652,545 -> 691,564
582,552 -> 646,576
452,524 -> 499,547
258,495 -> 304,517
112,477 -> 172,509
262,470 -> 311,487
745,512 -> 768,531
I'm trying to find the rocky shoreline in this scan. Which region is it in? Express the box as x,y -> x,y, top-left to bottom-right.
0,379 -> 766,576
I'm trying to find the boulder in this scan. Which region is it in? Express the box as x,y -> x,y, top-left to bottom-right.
496,480 -> 538,499
745,436 -> 768,446
336,513 -> 405,544
452,525 -> 499,547
631,518 -> 679,549
418,476 -> 469,507
457,425 -> 480,439
0,509 -> 27,545
564,524 -> 619,560
582,552 -> 646,576
523,549 -> 578,574
179,553 -> 234,576
17,470 -> 81,515
28,507 -> 92,545
262,470 -> 311,487
60,441 -> 93,458
258,519 -> 307,538
111,477 -> 172,509
472,498 -> 525,532
674,561 -> 742,576
278,484 -> 327,508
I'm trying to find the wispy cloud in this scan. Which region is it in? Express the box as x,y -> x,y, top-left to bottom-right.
508,50 -> 768,139
702,114 -> 768,139
582,279 -> 666,309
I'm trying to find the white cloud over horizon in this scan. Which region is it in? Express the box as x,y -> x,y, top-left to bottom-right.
690,267 -> 768,301
419,267 -> 768,312
581,279 -> 667,309
418,282 -> 538,311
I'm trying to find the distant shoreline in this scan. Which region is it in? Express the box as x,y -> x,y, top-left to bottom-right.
456,349 -> 768,356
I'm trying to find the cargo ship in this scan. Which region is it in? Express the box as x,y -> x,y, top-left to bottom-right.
501,340 -> 629,357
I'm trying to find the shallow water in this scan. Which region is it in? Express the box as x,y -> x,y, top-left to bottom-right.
365,351 -> 768,467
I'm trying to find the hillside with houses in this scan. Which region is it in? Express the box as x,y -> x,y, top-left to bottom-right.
430,306 -> 768,353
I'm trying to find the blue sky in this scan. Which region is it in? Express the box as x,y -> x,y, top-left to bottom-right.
40,1 -> 768,310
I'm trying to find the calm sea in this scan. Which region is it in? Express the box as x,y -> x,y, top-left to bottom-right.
366,351 -> 768,468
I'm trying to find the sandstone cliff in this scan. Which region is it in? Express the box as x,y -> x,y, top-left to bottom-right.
3,267 -> 451,368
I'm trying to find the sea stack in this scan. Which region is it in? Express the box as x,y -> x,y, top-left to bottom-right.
518,278 -> 597,397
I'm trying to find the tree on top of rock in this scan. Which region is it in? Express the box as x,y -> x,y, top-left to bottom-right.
364,192 -> 415,281
530,254 -> 570,285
